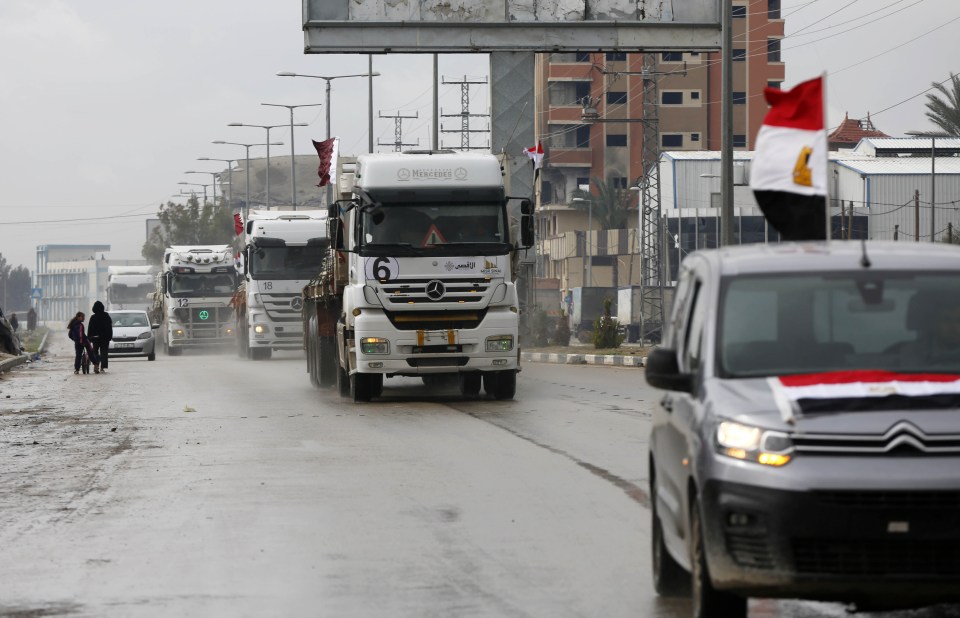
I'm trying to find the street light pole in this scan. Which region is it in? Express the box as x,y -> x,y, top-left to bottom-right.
277,71 -> 381,205
184,170 -> 220,205
228,123 -> 286,210
262,102 -> 319,211
213,141 -> 282,222
178,182 -> 210,205
197,157 -> 237,210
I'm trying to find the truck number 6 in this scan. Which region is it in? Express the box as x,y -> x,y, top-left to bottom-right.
366,257 -> 399,282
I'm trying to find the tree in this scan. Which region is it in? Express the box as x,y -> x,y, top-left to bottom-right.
142,196 -> 237,265
0,256 -> 31,312
570,176 -> 638,230
924,73 -> 960,136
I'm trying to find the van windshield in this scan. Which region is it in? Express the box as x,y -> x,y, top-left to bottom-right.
717,272 -> 960,377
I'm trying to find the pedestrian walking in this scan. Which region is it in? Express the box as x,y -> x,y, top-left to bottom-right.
9,313 -> 18,333
88,301 -> 113,374
67,311 -> 99,375
27,307 -> 36,331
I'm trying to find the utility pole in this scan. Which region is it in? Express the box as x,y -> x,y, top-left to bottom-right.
915,189 -> 920,242
378,111 -> 419,152
440,75 -> 490,151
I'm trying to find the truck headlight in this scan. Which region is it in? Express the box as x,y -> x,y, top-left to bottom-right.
360,337 -> 390,354
173,328 -> 185,337
485,335 -> 514,352
253,323 -> 268,335
716,421 -> 793,467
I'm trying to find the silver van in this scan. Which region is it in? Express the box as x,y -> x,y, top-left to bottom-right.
645,241 -> 960,617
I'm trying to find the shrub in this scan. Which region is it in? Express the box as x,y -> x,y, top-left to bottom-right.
592,297 -> 624,349
552,315 -> 571,346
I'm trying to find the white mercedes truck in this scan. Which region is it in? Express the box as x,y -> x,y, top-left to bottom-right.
233,210 -> 328,360
106,265 -> 156,313
302,150 -> 535,402
154,245 -> 238,356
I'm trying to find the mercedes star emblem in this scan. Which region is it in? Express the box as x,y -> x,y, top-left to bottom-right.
290,297 -> 304,311
425,280 -> 446,301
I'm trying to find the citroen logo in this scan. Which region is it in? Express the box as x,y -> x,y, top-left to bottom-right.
425,280 -> 446,301
290,297 -> 303,311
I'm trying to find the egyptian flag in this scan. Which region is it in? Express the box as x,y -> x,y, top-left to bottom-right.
750,77 -> 827,241
313,137 -> 339,187
770,370 -> 960,419
233,213 -> 243,236
525,141 -> 544,172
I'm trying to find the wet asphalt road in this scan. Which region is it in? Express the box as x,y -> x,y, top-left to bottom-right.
0,337 -> 958,617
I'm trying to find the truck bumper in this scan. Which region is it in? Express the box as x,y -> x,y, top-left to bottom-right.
350,308 -> 519,376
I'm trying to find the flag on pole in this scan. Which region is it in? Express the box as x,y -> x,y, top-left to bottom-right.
750,77 -> 828,241
313,137 -> 339,188
233,213 -> 243,236
525,141 -> 544,171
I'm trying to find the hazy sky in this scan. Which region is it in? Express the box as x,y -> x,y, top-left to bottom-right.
1,0 -> 957,271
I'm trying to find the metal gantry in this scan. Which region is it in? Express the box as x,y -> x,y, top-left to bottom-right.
440,75 -> 490,151
378,111 -> 419,151
639,54 -> 665,343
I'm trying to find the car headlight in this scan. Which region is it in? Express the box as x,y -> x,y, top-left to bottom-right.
485,335 -> 514,352
137,331 -> 151,340
360,337 -> 390,354
716,421 -> 793,467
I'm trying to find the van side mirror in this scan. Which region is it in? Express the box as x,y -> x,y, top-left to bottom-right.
645,347 -> 695,393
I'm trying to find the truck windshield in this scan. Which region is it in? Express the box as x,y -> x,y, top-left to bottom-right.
359,203 -> 508,257
169,273 -> 237,297
109,284 -> 153,304
717,272 -> 960,378
249,244 -> 328,280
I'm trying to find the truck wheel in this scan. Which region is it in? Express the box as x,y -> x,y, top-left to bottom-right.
237,322 -> 248,358
458,373 -> 481,396
337,363 -> 350,397
351,373 -> 372,402
318,336 -> 337,387
690,496 -> 747,618
250,347 -> 272,361
307,330 -> 320,387
369,373 -> 384,398
486,370 -> 516,400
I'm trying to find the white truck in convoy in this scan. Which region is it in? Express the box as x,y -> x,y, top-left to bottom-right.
106,265 -> 156,313
153,245 -> 238,356
233,210 -> 328,360
302,150 -> 535,402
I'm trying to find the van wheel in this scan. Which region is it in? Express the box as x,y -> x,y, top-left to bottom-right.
651,472 -> 689,596
691,497 -> 747,618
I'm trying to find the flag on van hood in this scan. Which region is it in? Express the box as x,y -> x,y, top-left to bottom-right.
313,137 -> 339,188
750,77 -> 828,241
769,370 -> 960,420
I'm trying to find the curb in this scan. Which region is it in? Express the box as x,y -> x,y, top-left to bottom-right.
0,330 -> 48,374
521,352 -> 646,367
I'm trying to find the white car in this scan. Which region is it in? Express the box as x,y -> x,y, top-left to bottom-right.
108,310 -> 157,361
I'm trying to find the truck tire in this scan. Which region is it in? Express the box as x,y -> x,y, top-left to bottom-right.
484,370 -> 516,400
250,347 -> 272,361
307,328 -> 320,387
458,372 -> 481,396
351,372 -> 372,402
337,363 -> 350,397
237,320 -> 248,358
318,336 -> 337,387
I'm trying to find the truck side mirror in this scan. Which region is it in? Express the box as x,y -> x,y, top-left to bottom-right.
519,199 -> 535,249
246,220 -> 252,235
327,217 -> 344,251
162,272 -> 170,295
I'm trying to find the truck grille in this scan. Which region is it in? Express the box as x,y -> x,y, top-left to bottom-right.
385,309 -> 487,331
262,292 -> 303,322
378,278 -> 493,307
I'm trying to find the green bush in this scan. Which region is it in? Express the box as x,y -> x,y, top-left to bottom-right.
552,315 -> 571,346
529,308 -> 550,347
592,297 -> 624,349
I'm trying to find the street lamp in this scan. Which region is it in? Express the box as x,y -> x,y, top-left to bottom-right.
905,130 -> 952,243
228,123 -> 287,210
262,103 -> 320,211
197,157 -> 238,211
212,140 -> 283,221
178,182 -> 210,205
572,192 -> 593,287
277,71 -> 381,205
184,170 -> 219,205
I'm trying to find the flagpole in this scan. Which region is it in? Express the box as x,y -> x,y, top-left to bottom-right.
823,71 -> 831,241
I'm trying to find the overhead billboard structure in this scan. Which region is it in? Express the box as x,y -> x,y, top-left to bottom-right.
302,0 -> 722,53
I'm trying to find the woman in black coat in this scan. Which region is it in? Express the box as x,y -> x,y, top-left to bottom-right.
87,301 -> 113,374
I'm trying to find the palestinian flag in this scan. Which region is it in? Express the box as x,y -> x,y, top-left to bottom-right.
750,77 -> 827,241
770,370 -> 960,418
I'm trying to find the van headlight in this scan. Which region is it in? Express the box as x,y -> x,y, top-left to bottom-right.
485,335 -> 514,352
360,337 -> 389,354
716,421 -> 793,467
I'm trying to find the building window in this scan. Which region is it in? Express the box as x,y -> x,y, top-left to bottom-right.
767,38 -> 781,62
606,52 -> 626,61
732,48 -> 746,62
768,80 -> 782,90
607,91 -> 627,105
606,134 -> 627,147
662,134 -> 683,148
732,5 -> 747,18
576,126 -> 591,148
661,91 -> 684,105
575,52 -> 591,62
575,82 -> 591,102
661,52 -> 683,62
576,177 -> 590,189
733,134 -> 747,148
768,0 -> 781,19
691,133 -> 700,142
613,177 -> 628,189
733,91 -> 746,105
691,91 -> 700,100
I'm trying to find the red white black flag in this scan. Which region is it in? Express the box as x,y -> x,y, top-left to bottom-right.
313,137 -> 339,187
750,77 -> 828,241
525,141 -> 544,170
233,213 -> 243,236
